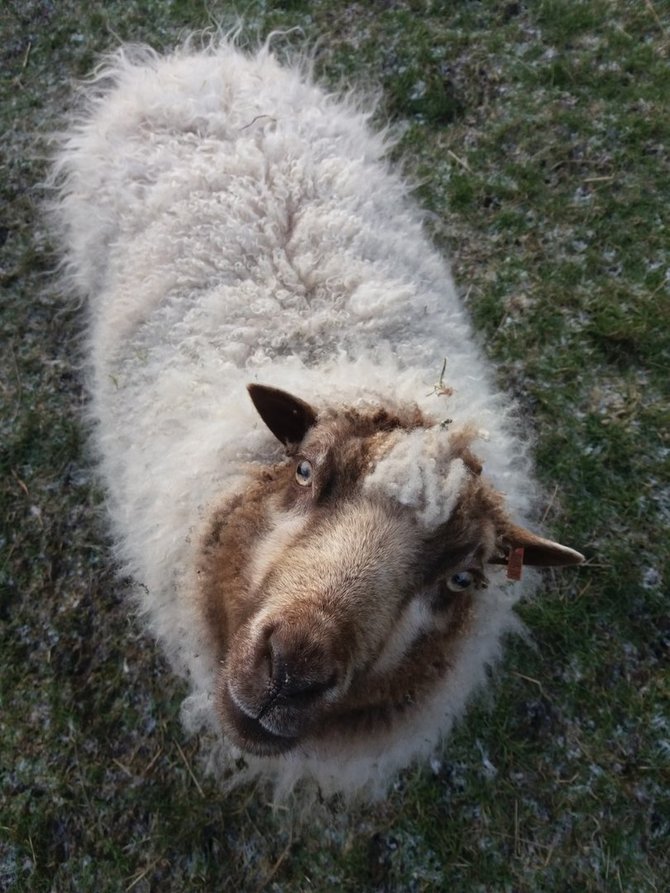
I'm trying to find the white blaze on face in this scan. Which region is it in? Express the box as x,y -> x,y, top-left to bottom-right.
251,499 -> 419,619
370,595 -> 435,675
364,427 -> 468,529
246,508 -> 310,594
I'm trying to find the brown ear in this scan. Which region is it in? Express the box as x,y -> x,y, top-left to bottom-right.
490,524 -> 585,568
247,384 -> 318,448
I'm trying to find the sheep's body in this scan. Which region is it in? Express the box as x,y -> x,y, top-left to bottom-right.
53,42 -> 549,799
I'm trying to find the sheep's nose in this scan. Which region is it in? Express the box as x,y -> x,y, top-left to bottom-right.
266,629 -> 338,702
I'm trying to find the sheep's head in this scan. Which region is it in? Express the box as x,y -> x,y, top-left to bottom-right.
200,385 -> 584,758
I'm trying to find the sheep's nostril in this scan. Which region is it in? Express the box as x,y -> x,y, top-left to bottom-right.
284,671 -> 337,700
267,632 -> 338,702
267,638 -> 287,690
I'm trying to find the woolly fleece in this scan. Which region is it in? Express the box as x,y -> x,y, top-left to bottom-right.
52,41 -> 539,799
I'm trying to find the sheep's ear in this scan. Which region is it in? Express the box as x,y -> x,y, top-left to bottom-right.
247,384 -> 318,448
490,524 -> 585,568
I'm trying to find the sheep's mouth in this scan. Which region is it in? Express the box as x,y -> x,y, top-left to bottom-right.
220,683 -> 299,757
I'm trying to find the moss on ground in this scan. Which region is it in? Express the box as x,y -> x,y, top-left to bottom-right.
1,1 -> 668,890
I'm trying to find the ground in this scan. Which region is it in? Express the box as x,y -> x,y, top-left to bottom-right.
1,1 -> 668,891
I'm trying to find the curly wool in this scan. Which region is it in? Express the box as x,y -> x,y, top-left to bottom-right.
51,40 -> 539,799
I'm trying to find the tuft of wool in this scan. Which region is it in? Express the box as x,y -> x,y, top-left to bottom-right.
365,428 -> 468,529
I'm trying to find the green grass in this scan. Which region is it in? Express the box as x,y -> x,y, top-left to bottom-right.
1,0 -> 668,890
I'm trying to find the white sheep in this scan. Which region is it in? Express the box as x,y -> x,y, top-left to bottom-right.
51,39 -> 583,800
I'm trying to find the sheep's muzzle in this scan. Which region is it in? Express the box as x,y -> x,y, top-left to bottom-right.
220,617 -> 348,756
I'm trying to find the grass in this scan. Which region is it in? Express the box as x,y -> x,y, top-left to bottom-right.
1,0 -> 668,890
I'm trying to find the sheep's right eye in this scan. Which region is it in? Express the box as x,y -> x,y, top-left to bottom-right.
295,459 -> 313,487
446,570 -> 474,592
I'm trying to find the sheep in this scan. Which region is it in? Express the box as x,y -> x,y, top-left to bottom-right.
51,39 -> 584,801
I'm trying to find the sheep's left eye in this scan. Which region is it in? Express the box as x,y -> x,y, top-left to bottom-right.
447,571 -> 474,592
295,459 -> 313,487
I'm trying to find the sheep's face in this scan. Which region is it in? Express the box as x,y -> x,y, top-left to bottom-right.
200,385 -> 583,758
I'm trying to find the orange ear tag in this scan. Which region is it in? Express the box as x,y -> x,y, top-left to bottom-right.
507,546 -> 525,581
